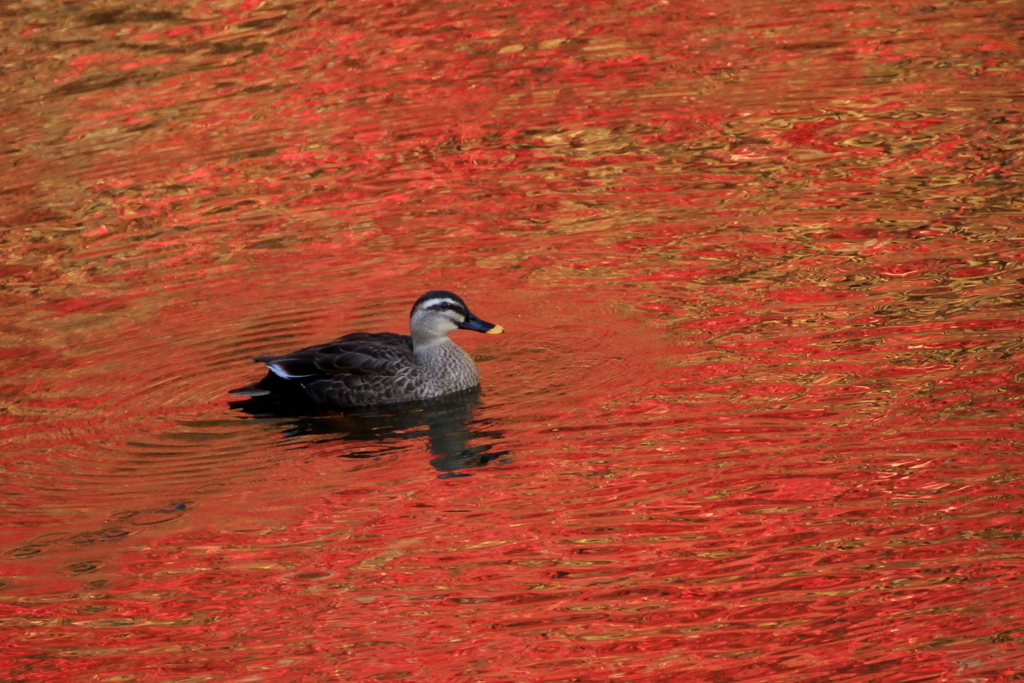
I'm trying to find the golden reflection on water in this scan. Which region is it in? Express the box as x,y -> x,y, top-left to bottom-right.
2,0 -> 1024,680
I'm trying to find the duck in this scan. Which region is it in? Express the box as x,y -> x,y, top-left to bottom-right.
229,290 -> 503,408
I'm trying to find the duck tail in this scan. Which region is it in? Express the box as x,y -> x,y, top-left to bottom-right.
228,383 -> 272,397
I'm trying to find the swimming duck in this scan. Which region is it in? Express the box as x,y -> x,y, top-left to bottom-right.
229,291 -> 503,408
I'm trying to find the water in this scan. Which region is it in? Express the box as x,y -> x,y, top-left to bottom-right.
3,0 -> 1024,680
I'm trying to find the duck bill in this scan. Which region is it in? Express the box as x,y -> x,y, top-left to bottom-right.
459,313 -> 503,334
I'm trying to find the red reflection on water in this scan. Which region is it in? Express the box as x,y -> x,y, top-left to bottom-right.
2,0 -> 1024,681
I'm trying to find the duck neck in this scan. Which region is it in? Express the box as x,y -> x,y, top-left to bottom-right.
412,336 -> 479,385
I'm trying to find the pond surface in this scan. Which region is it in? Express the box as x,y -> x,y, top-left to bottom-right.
2,0 -> 1024,680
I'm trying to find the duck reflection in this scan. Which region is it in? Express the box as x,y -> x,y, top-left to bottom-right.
230,389 -> 506,476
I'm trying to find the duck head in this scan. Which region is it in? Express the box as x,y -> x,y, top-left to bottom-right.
410,290 -> 503,346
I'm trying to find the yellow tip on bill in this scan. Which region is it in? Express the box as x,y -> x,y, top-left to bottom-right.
486,324 -> 504,334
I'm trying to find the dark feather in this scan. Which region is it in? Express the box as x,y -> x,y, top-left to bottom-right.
229,332 -> 420,408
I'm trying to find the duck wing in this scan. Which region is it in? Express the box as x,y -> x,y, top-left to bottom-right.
257,332 -> 415,381
230,332 -> 425,407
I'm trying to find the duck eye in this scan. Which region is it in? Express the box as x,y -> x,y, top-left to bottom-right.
424,301 -> 466,317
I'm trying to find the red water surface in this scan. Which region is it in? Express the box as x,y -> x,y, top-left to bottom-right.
2,0 -> 1024,680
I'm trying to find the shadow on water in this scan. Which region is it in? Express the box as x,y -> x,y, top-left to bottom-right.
229,388 -> 508,478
